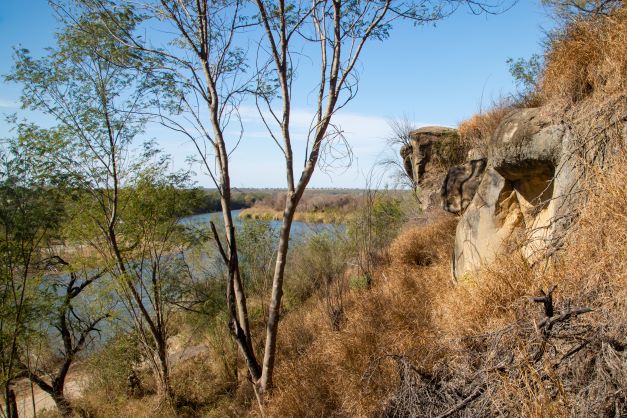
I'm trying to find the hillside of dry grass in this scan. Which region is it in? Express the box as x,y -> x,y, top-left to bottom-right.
263,150 -> 625,416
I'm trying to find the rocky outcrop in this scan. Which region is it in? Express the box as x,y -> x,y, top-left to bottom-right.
400,110 -> 583,280
401,126 -> 461,211
450,108 -> 580,280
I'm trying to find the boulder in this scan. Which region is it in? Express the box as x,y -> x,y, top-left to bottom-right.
452,108 -> 580,280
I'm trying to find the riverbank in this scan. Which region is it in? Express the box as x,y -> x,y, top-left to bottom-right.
238,207 -> 347,224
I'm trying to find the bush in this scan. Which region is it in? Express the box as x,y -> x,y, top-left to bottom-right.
388,219 -> 455,267
284,232 -> 347,312
237,219 -> 277,295
83,332 -> 143,397
76,332 -> 147,416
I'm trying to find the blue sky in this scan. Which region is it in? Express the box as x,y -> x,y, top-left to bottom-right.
0,1 -> 554,188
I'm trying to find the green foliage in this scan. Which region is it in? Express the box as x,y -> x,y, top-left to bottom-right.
0,125 -> 69,389
348,274 -> 370,291
83,332 -> 143,397
6,4 -> 148,197
284,232 -> 347,308
6,5 -> 204,398
347,193 -> 405,253
194,190 -> 270,214
506,54 -> 543,102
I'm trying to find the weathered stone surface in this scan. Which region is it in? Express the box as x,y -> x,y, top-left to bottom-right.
452,108 -> 580,280
405,126 -> 458,185
441,158 -> 487,214
401,126 -> 460,211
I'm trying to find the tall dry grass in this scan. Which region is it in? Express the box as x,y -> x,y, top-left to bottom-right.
541,5 -> 627,109
265,216 -> 458,417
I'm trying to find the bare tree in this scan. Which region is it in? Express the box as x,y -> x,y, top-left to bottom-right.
541,0 -> 622,20
80,0 -> 514,397
381,116 -> 418,190
250,0 -> 512,393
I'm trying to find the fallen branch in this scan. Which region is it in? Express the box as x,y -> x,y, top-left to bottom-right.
552,340 -> 590,369
531,285 -> 557,318
538,308 -> 593,331
436,385 -> 484,418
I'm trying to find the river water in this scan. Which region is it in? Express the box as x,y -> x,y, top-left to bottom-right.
180,209 -> 343,237
42,209 -> 343,346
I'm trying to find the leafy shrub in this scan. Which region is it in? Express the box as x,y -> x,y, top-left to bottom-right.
82,332 -> 143,399
507,54 -> 544,106
237,219 -> 277,295
284,232 -> 346,311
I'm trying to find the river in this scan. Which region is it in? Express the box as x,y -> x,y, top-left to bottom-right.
180,209 -> 343,238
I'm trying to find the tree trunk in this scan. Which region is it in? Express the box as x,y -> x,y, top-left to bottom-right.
156,338 -> 172,400
52,393 -> 72,418
258,199 -> 297,392
6,387 -> 18,418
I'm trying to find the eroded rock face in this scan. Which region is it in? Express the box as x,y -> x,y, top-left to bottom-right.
441,158 -> 487,214
404,126 -> 458,184
452,108 -> 579,280
401,126 -> 460,211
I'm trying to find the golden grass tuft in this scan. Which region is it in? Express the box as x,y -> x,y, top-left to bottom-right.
457,100 -> 514,156
389,216 -> 457,266
541,5 -> 627,108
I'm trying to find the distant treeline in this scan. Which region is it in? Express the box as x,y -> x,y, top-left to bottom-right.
194,189 -> 371,215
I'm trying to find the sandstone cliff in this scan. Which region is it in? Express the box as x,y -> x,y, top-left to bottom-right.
403,105 -> 624,280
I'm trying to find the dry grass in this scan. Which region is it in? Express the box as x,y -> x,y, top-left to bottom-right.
457,100 -> 514,157
541,5 -> 627,109
388,217 -> 456,267
265,216 -> 458,417
262,145 -> 625,417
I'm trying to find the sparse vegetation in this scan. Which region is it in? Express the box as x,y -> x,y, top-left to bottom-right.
457,98 -> 516,156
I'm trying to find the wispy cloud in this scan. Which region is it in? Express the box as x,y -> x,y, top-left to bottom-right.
0,99 -> 18,109
237,105 -> 430,152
